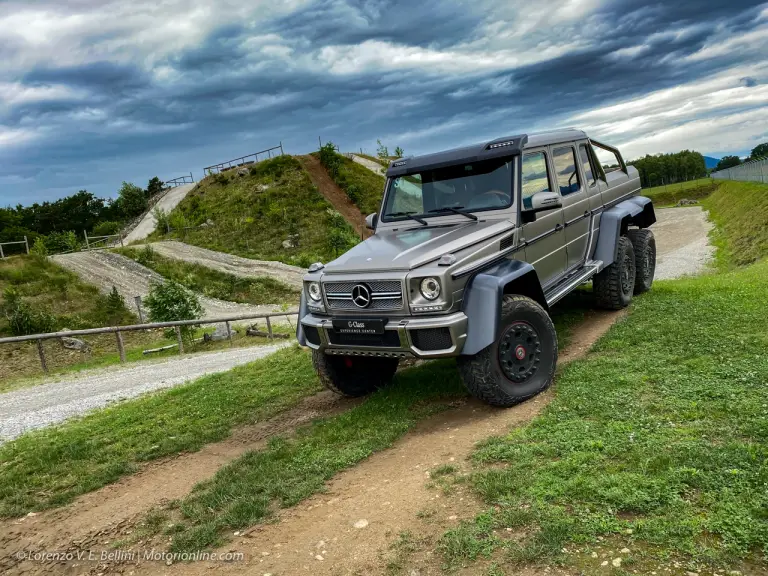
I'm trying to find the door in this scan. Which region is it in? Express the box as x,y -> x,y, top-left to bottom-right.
552,145 -> 590,270
520,150 -> 567,288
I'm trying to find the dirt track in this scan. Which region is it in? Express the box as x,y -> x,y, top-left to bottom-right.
124,183 -> 197,244
148,241 -> 304,289
52,251 -> 291,320
350,153 -> 386,175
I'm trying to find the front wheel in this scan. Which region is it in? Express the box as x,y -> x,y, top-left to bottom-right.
458,295 -> 557,407
311,351 -> 398,397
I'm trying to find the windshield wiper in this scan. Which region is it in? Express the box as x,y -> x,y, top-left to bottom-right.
428,206 -> 478,221
388,211 -> 427,225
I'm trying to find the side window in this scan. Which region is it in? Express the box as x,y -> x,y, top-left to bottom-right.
552,146 -> 581,196
591,141 -> 624,174
579,144 -> 595,186
521,152 -> 552,209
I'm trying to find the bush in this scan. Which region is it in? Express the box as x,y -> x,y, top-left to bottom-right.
99,286 -> 130,326
144,281 -> 203,341
43,230 -> 80,254
147,177 -> 165,197
152,207 -> 170,233
136,244 -> 156,266
92,221 -> 120,237
2,287 -> 56,336
319,142 -> 342,178
31,237 -> 48,257
326,208 -> 359,256
116,182 -> 148,219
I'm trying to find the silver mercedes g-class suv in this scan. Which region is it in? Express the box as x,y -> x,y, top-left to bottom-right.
297,129 -> 656,406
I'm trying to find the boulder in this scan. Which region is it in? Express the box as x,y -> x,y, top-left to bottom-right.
61,337 -> 90,352
203,324 -> 236,342
676,198 -> 699,206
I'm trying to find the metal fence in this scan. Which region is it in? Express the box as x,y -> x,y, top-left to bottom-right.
712,157 -> 768,183
0,310 -> 298,374
203,144 -> 284,175
0,236 -> 30,259
165,173 -> 195,187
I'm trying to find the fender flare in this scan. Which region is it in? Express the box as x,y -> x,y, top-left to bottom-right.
295,292 -> 309,345
460,259 -> 543,356
594,196 -> 655,267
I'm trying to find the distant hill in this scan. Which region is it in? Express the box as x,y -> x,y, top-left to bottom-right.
704,156 -> 720,170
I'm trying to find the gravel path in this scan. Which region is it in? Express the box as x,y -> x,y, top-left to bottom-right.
350,154 -> 386,175
149,241 -> 305,289
0,343 -> 290,443
52,251 -> 290,320
123,183 -> 196,244
652,206 -> 714,279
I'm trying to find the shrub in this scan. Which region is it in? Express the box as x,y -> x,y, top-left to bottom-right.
213,172 -> 230,186
169,211 -> 188,233
136,244 -> 156,266
31,237 -> 48,257
376,139 -> 389,160
147,176 -> 165,197
326,208 -> 359,256
92,221 -> 120,237
144,281 -> 203,341
152,207 -> 170,233
2,287 -> 56,336
319,142 -> 342,178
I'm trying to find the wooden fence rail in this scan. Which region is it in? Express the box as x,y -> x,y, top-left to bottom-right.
0,310 -> 299,374
0,236 -> 30,259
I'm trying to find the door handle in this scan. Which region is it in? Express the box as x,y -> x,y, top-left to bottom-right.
555,224 -> 563,232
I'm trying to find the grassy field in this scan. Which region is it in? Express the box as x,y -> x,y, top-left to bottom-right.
0,346 -> 321,517
641,177 -> 717,206
0,255 -> 135,336
315,151 -> 387,215
702,179 -> 768,268
151,155 -> 358,268
439,179 -> 768,574
115,245 -> 300,307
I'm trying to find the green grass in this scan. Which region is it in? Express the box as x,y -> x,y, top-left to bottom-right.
0,255 -> 135,336
152,155 -> 358,268
642,177 -> 717,206
315,151 -> 387,215
115,246 -> 300,307
0,346 -> 321,518
440,262 -> 768,572
702,179 -> 768,268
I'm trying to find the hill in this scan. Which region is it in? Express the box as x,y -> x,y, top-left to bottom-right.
703,156 -> 720,170
151,156 -> 360,268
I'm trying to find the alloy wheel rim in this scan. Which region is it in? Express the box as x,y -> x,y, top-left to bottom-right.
498,321 -> 541,383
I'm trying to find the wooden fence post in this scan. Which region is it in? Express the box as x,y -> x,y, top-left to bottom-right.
225,321 -> 233,347
115,330 -> 126,363
0,244 -> 4,260
266,316 -> 273,340
175,326 -> 184,354
84,230 -> 90,251
134,296 -> 144,323
24,236 -> 29,254
37,339 -> 48,373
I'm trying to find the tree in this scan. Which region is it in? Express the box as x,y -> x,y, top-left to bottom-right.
376,139 -> 389,160
715,156 -> 742,171
147,177 -> 165,197
627,150 -> 707,187
115,182 -> 148,219
750,142 -> 768,159
394,146 -> 404,158
144,281 -> 203,342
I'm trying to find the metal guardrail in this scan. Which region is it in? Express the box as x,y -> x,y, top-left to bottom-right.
711,156 -> 768,183
0,236 -> 29,259
165,173 -> 195,187
203,144 -> 284,175
0,310 -> 298,374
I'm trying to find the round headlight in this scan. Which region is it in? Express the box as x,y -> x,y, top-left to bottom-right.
420,277 -> 441,301
308,282 -> 322,302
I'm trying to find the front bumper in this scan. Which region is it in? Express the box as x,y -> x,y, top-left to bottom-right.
300,312 -> 468,359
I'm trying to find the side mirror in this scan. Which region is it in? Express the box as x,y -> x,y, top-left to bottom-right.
365,213 -> 378,230
521,192 -> 562,223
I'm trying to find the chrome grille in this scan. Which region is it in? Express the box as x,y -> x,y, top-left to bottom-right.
325,280 -> 404,311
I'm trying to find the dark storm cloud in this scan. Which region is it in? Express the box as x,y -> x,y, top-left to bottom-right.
1,0 -> 766,204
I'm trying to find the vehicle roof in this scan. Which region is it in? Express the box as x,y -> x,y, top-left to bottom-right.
385,128 -> 588,178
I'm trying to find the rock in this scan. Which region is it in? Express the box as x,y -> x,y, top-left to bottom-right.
410,570 -> 421,576
316,541 -> 325,549
314,555 -> 324,561
204,324 -> 236,342
61,336 -> 90,352
237,167 -> 249,177
353,519 -> 369,529
282,238 -> 295,249
685,572 -> 699,576
591,552 -> 598,558
621,548 -> 630,554
676,198 -> 699,207
612,558 -> 622,567
601,561 -> 608,567
26,511 -> 37,517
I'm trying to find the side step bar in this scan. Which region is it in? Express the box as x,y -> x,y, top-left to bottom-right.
545,261 -> 602,307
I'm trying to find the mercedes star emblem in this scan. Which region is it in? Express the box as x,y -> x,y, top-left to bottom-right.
351,284 -> 372,308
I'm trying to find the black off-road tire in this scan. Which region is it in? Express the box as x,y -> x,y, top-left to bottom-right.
593,236 -> 636,310
311,350 -> 398,397
627,228 -> 656,294
457,295 -> 557,408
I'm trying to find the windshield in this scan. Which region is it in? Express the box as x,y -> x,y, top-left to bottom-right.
382,158 -> 514,222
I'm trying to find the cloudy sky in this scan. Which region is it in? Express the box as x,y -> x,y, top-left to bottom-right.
1,0 -> 767,205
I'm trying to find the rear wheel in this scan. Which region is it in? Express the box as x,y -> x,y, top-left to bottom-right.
593,235 -> 636,310
458,295 -> 557,407
311,351 -> 398,397
627,228 -> 656,294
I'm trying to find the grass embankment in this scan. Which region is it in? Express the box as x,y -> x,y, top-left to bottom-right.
440,180 -> 768,574
702,179 -> 768,269
357,153 -> 390,169
0,346 -> 321,517
642,177 -> 717,206
316,151 -> 386,215
152,155 -> 358,268
115,246 -> 300,307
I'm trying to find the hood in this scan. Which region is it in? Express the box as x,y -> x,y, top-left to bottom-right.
323,219 -> 514,274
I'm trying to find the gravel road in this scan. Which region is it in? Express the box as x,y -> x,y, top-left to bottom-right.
0,343 -> 290,443
123,183 -> 196,244
350,154 -> 386,175
149,241 -> 305,289
52,251 -> 292,320
653,206 -> 714,279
